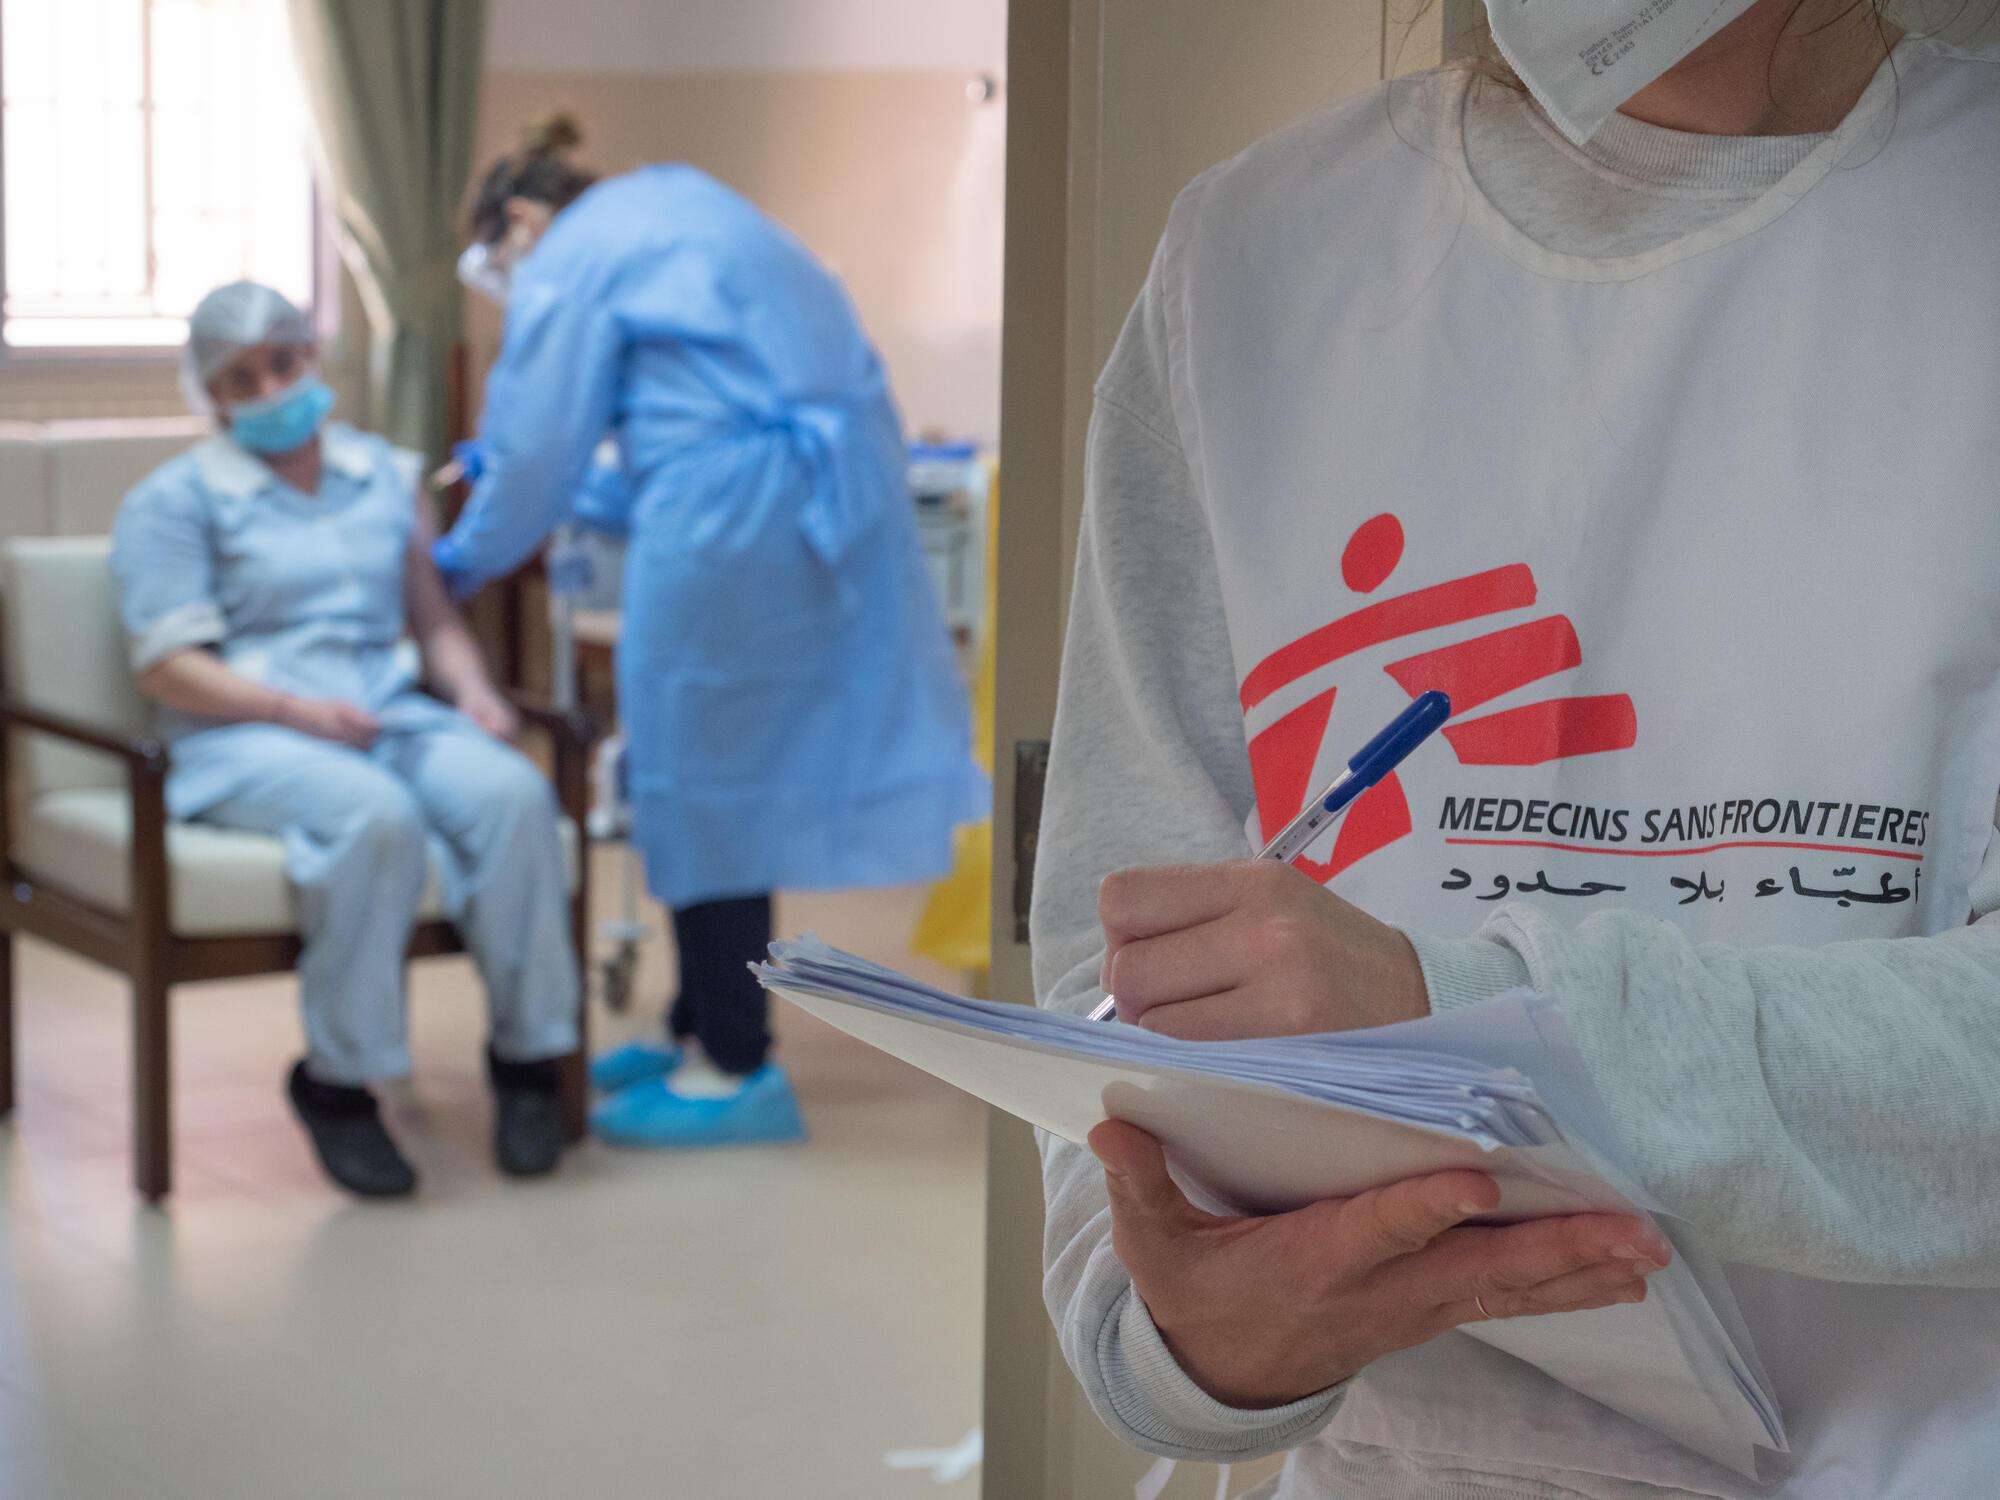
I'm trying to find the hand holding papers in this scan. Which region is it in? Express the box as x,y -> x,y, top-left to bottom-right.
755,937 -> 1787,1478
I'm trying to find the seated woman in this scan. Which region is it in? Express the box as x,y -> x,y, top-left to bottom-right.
110,281 -> 580,1199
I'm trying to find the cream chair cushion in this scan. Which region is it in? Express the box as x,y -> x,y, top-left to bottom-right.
46,419 -> 207,537
1,537 -> 147,799
3,536 -> 580,939
0,419 -> 207,545
0,427 -> 54,541
14,790 -> 581,937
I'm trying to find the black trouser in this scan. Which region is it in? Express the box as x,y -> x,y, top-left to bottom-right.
666,895 -> 774,1076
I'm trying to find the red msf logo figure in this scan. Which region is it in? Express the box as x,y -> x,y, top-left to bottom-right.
1242,513 -> 1638,881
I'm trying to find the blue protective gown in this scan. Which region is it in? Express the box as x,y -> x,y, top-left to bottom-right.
435,166 -> 986,908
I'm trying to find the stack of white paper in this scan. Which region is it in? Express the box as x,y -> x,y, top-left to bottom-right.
755,936 -> 1787,1478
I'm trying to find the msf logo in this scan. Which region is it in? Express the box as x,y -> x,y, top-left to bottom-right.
1241,513 -> 1637,881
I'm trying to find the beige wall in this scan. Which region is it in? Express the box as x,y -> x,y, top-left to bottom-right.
469,67 -> 1006,445
484,0 -> 1005,73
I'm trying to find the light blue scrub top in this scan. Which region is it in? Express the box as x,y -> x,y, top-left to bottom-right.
435,165 -> 985,907
111,423 -> 458,818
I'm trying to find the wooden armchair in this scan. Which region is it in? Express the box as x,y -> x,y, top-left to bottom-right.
0,537 -> 593,1201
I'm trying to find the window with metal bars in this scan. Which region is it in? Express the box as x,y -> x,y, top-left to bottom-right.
0,0 -> 323,353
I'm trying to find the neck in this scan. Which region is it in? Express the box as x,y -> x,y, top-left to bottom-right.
263,435 -> 323,494
1619,0 -> 1903,136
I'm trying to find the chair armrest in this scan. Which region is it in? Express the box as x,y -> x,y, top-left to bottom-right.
504,690 -> 599,753
0,694 -> 167,771
503,691 -> 598,845
0,696 -> 171,930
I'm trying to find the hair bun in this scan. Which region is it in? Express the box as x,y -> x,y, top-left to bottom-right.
522,112 -> 584,156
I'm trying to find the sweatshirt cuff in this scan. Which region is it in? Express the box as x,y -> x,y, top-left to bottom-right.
1100,1285 -> 1343,1457
1403,928 -> 1533,1015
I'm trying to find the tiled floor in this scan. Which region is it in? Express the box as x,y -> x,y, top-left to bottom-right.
0,857 -> 986,1499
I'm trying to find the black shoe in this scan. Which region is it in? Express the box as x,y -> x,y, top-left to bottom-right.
487,1047 -> 567,1178
285,1061 -> 417,1199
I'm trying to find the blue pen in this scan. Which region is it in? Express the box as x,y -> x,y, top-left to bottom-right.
1089,690 -> 1452,1022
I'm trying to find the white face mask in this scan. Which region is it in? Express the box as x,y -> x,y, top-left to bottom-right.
1482,0 -> 1762,145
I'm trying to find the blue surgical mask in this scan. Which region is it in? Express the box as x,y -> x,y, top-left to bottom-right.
229,375 -> 336,455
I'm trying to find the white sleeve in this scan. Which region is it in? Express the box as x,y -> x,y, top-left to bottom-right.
111,472 -> 227,672
1032,266 -> 1347,1460
1408,824 -> 2000,1285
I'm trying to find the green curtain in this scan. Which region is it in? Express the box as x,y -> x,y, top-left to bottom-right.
286,0 -> 487,467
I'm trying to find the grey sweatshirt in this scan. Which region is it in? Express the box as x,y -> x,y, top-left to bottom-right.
1032,69 -> 2000,1500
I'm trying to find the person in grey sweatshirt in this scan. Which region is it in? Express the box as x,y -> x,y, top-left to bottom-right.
1034,5 -> 2000,1496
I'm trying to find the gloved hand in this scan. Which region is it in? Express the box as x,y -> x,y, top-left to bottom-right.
430,535 -> 480,603
568,449 -> 635,537
430,439 -> 488,491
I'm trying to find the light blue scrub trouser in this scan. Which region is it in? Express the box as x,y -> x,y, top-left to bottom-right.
192,720 -> 580,1085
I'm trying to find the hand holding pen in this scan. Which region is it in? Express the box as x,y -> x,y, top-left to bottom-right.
1090,691 -> 1451,1027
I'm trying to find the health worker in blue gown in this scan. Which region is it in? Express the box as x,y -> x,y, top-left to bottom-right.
436,117 -> 986,1149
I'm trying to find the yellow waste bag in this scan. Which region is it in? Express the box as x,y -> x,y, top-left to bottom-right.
910,817 -> 992,972
912,462 -> 997,973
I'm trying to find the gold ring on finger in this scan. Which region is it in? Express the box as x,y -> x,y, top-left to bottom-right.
1474,1292 -> 1495,1321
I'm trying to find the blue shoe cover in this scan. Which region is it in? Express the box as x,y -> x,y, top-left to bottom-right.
590,1065 -> 806,1148
588,1040 -> 682,1094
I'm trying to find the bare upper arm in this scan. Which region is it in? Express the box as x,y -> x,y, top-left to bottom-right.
403,488 -> 462,640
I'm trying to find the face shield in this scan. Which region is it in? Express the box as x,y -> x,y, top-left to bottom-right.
458,241 -> 514,307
